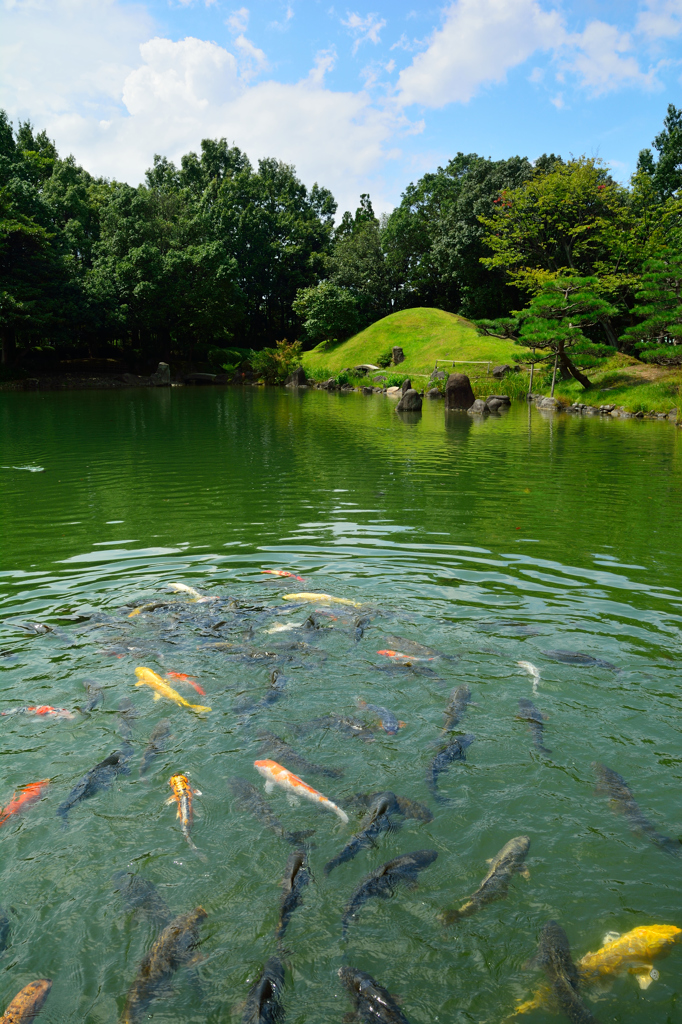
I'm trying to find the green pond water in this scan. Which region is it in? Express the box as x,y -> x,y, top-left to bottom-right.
0,386 -> 681,1024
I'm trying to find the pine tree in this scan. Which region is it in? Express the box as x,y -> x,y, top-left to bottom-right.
620,252 -> 682,364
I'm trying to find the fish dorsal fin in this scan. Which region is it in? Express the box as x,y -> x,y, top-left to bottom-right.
520,866 -> 531,880
152,692 -> 161,701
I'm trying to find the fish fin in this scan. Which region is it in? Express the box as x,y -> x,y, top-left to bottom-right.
193,788 -> 202,796
152,693 -> 161,701
635,972 -> 655,990
520,866 -> 531,880
264,780 -> 275,794
485,858 -> 493,864
398,721 -> 407,728
164,796 -> 175,805
286,793 -> 300,807
190,704 -> 211,713
134,680 -> 145,687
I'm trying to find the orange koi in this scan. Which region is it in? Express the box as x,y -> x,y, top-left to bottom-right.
0,778 -> 50,828
166,672 -> 206,697
378,649 -> 435,664
1,705 -> 75,719
253,759 -> 348,823
166,773 -> 202,850
262,569 -> 305,582
0,979 -> 52,1023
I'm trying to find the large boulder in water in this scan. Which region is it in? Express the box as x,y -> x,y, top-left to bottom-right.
149,362 -> 170,386
445,373 -> 475,410
396,388 -> 422,412
401,378 -> 412,394
285,366 -> 307,387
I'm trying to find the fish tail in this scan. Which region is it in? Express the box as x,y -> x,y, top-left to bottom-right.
189,703 -> 212,713
440,901 -> 474,924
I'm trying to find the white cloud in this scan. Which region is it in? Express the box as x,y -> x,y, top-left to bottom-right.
395,0 -> 564,108
560,21 -> 661,96
636,0 -> 682,41
226,6 -> 249,34
342,11 -> 387,55
122,37 -> 240,116
232,33 -> 269,80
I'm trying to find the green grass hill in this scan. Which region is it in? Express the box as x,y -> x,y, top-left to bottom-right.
302,307 -> 520,377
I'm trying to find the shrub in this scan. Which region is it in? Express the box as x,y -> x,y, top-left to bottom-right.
249,339 -> 303,383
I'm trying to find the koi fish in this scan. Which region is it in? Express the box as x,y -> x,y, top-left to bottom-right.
253,759 -> 349,823
518,660 -> 541,694
1,706 -> 75,720
356,699 -> 406,735
325,792 -> 400,875
57,749 -> 132,825
441,836 -> 530,924
0,980 -> 52,1024
517,698 -> 551,754
342,850 -> 438,936
262,569 -> 305,582
0,779 -> 50,828
134,667 -> 211,714
128,602 -> 172,618
428,734 -> 474,803
121,908 -> 207,1024
377,649 -> 434,664
241,956 -> 285,1024
442,684 -> 473,732
165,774 -> 201,850
140,719 -> 172,776
528,921 -> 599,1024
339,967 -> 411,1024
112,871 -> 172,928
166,671 -> 206,696
282,592 -> 362,608
277,847 -> 310,941
513,924 -> 682,1016
167,582 -> 218,602
593,762 -> 680,856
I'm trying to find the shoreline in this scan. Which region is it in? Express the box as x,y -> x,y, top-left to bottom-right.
1,370 -> 680,426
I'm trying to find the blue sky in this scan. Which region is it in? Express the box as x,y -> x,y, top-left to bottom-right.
2,0 -> 681,214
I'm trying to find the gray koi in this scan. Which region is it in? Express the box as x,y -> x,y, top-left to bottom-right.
339,966 -> 412,1024
593,762 -> 681,856
140,719 -> 172,776
517,699 -> 551,754
112,871 -> 172,928
342,850 -> 438,936
442,684 -> 472,732
531,920 -> 600,1024
428,733 -> 474,803
276,848 -> 310,941
325,792 -> 400,875
241,956 -> 285,1024
57,748 -> 132,826
441,835 -> 530,923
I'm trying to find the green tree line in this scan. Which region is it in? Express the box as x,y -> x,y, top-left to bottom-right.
1,104 -> 681,373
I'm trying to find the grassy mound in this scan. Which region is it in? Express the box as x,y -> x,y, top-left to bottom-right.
302,307 -> 520,377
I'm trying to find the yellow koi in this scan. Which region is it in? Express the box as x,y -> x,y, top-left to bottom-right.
512,924 -> 682,1016
134,667 -> 211,714
166,773 -> 201,850
282,593 -> 362,608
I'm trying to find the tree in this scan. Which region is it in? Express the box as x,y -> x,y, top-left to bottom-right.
292,282 -> 359,345
479,158 -> 644,346
620,250 -> 682,363
637,104 -> 682,200
475,276 -> 617,389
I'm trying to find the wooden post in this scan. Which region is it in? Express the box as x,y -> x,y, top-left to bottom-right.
550,349 -> 558,397
528,348 -> 535,399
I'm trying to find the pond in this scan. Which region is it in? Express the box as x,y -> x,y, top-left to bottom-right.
0,385 -> 681,1024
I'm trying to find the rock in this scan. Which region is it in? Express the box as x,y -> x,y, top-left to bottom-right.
362,386 -> 373,394
341,383 -> 354,391
430,369 -> 447,381
467,398 -> 488,416
372,375 -> 387,383
486,394 -> 511,405
492,364 -> 513,378
386,386 -> 401,395
392,346 -> 405,364
355,363 -> 380,372
149,361 -> 171,386
486,398 -> 504,412
444,372 -> 475,411
285,366 -> 307,387
184,373 -> 216,385
401,378 -> 412,394
538,396 -> 560,409
427,387 -> 442,398
396,388 -> 422,412
118,372 -> 148,386
668,407 -> 678,421
213,373 -> 231,385
323,378 -> 336,390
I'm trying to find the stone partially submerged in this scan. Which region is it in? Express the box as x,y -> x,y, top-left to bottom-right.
396,389 -> 422,412
445,373 -> 475,410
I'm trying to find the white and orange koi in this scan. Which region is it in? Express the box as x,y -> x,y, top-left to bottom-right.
165,773 -> 202,849
377,649 -> 435,664
253,759 -> 348,823
262,569 -> 305,582
282,593 -> 362,608
167,582 -> 218,602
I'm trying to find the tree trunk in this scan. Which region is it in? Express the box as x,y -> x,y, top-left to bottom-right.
558,341 -> 591,388
528,348 -> 535,397
550,351 -> 558,396
601,317 -> 618,349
